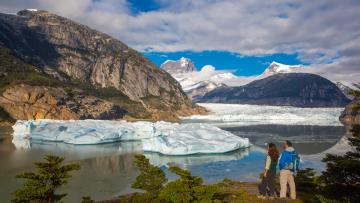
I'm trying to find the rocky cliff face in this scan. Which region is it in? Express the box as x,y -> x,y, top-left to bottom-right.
0,10 -> 204,121
199,73 -> 350,107
340,96 -> 360,125
0,84 -> 127,120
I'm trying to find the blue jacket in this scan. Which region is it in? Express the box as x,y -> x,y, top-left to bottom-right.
279,147 -> 300,171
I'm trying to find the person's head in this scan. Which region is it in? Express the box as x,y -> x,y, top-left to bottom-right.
283,140 -> 292,149
267,143 -> 279,160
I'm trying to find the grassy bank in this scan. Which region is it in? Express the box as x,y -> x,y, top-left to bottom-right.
100,179 -> 302,203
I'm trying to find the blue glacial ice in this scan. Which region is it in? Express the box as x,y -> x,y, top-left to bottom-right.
12,119 -> 250,155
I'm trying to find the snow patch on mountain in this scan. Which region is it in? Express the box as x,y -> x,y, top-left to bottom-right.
26,9 -> 38,12
261,61 -> 304,76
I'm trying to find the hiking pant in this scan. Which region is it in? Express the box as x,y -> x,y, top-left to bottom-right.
258,172 -> 276,196
280,169 -> 296,199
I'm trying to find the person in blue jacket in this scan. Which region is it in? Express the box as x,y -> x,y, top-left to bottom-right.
278,140 -> 300,199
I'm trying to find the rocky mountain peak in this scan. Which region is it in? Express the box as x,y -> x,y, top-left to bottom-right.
262,61 -> 302,76
161,57 -> 197,74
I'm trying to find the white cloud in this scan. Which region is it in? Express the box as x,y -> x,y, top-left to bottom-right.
0,0 -> 359,83
200,65 -> 216,73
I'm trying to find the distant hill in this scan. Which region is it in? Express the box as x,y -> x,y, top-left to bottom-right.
0,9 -> 205,123
198,73 -> 350,107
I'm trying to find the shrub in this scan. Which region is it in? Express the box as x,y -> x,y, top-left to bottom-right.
158,166 -> 220,203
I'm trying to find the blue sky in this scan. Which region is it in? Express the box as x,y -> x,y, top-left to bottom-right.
128,0 -> 306,75
144,51 -> 303,76
127,0 -> 161,14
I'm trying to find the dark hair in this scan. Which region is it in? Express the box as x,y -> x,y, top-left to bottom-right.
268,143 -> 279,161
285,140 -> 293,147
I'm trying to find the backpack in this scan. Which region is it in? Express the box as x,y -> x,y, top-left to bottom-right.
285,151 -> 300,173
282,151 -> 300,173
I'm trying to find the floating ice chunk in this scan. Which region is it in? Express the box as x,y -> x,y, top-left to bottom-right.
13,120 -> 164,145
12,120 -> 250,155
142,123 -> 250,155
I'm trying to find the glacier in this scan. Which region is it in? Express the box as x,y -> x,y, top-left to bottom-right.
183,103 -> 344,126
12,120 -> 250,155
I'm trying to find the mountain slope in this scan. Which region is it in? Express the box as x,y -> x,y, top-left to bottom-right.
184,80 -> 227,102
199,73 -> 350,107
0,10 -> 204,122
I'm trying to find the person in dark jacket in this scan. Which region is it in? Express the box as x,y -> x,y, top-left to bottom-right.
278,140 -> 300,199
258,143 -> 279,197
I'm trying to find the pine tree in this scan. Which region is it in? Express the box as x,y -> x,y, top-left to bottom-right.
12,155 -> 80,203
319,125 -> 360,202
131,154 -> 167,194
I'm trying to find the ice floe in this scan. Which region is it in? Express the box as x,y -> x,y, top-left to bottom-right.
183,103 -> 343,126
12,120 -> 250,155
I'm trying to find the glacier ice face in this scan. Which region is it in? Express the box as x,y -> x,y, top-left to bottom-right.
12,120 -> 250,155
183,103 -> 344,126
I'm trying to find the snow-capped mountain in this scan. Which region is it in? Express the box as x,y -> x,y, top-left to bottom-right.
160,57 -> 197,74
261,62 -> 359,99
161,58 -> 357,102
261,61 -> 304,77
161,59 -> 237,100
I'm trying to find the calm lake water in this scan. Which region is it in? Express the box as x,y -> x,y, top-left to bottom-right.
0,124 -> 349,202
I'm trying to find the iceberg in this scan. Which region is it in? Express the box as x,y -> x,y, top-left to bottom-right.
142,123 -> 250,155
183,103 -> 343,126
12,120 -> 250,155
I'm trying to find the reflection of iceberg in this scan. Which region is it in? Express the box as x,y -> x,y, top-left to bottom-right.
12,120 -> 250,155
145,147 -> 250,168
12,137 -> 31,149
11,137 -> 250,169
183,103 -> 343,126
303,136 -> 352,161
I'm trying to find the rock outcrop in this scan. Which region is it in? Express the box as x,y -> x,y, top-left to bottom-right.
199,73 -> 351,107
340,98 -> 360,125
0,10 -> 204,121
0,84 -> 127,120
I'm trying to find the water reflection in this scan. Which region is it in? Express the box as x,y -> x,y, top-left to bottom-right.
221,125 -> 348,154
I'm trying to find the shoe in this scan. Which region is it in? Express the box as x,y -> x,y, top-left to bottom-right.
257,195 -> 266,199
